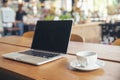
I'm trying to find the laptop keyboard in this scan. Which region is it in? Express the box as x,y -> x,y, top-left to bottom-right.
20,50 -> 60,58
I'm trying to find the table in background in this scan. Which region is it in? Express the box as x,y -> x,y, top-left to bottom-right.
0,36 -> 120,63
0,43 -> 120,80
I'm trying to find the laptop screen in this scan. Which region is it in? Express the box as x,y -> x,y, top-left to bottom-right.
31,20 -> 72,53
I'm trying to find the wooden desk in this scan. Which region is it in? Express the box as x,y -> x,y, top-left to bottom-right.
68,42 -> 120,63
0,43 -> 30,80
0,36 -> 120,63
0,44 -> 120,80
0,36 -> 32,48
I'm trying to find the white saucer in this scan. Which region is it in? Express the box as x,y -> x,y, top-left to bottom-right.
70,59 -> 105,71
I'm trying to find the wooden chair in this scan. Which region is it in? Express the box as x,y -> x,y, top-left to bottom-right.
22,31 -> 34,38
70,34 -> 84,42
112,39 -> 120,46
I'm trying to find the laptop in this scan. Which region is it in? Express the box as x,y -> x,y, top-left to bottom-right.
2,20 -> 73,65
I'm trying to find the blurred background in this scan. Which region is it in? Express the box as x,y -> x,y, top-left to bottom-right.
1,0 -> 120,45
1,0 -> 120,23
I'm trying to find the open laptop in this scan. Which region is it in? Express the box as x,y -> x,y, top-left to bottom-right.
2,20 -> 73,65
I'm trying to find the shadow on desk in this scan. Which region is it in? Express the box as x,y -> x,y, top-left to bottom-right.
0,72 -> 19,80
0,68 -> 33,80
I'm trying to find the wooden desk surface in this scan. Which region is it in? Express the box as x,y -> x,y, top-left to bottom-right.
0,43 -> 31,79
0,43 -> 120,80
68,42 -> 120,63
0,36 -> 120,63
0,36 -> 32,48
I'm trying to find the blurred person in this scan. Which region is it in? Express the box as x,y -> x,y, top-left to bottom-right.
60,7 -> 67,15
0,0 -> 15,35
72,7 -> 80,24
45,7 -> 56,20
79,10 -> 87,23
26,6 -> 33,15
40,8 -> 49,20
92,10 -> 100,18
116,29 -> 120,38
15,4 -> 27,35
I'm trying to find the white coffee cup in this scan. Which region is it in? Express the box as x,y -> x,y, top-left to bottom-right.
76,51 -> 97,67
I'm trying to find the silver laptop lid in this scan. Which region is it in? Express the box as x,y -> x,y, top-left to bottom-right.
31,20 -> 72,54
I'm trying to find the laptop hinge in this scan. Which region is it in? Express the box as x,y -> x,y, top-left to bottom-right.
31,49 -> 64,54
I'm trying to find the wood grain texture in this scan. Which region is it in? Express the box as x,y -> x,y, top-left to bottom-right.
68,42 -> 120,63
0,36 -> 120,63
0,43 -> 33,80
0,44 -> 120,80
0,36 -> 32,48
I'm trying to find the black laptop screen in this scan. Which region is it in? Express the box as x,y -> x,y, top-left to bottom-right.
31,20 -> 72,53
